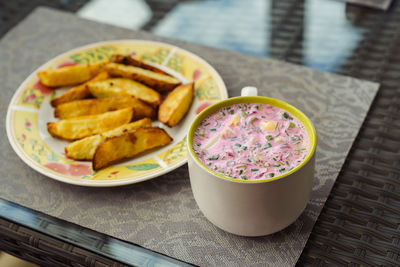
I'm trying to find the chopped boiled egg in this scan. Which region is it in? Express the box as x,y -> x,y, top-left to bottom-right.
228,114 -> 241,127
221,126 -> 234,137
260,120 -> 277,132
203,134 -> 220,150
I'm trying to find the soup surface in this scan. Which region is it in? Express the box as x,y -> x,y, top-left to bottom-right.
193,103 -> 309,180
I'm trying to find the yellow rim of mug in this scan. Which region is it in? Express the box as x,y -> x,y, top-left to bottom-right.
187,96 -> 317,184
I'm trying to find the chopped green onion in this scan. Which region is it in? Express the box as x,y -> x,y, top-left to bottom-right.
221,111 -> 226,116
268,173 -> 275,178
283,112 -> 289,119
266,135 -> 273,141
291,137 -> 300,141
208,155 -> 219,160
273,164 -> 281,167
209,128 -> 216,131
251,168 -> 259,172
228,109 -> 234,114
273,157 -> 277,161
242,146 -> 247,150
236,165 -> 246,169
285,130 -> 289,136
235,143 -> 241,147
218,170 -> 225,174
265,143 -> 272,148
279,168 -> 286,172
204,123 -> 210,126
247,159 -> 252,162
286,161 -> 289,165
241,176 -> 248,180
289,122 -> 296,128
239,169 -> 243,175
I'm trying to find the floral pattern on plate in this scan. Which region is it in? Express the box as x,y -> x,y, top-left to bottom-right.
6,40 -> 227,186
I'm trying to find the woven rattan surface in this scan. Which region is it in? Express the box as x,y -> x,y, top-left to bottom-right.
273,1 -> 400,266
0,0 -> 398,266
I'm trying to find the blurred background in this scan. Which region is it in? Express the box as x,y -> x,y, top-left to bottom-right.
0,0 -> 376,74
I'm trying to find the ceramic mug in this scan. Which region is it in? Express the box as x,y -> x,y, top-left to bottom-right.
187,87 -> 317,236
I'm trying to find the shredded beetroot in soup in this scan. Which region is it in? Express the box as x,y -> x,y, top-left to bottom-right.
193,103 -> 309,180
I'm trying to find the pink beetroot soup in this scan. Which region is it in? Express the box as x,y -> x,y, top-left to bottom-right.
193,103 -> 309,180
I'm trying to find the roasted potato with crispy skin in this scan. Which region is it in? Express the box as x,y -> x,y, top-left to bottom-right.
87,78 -> 162,107
50,71 -> 110,107
93,127 -> 172,170
47,108 -> 134,140
38,60 -> 108,87
158,83 -> 194,127
54,96 -> 155,120
106,62 -> 181,92
65,118 -> 152,160
110,54 -> 171,76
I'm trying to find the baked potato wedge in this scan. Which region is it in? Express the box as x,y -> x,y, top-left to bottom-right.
65,118 -> 152,160
38,60 -> 108,87
158,83 -> 194,127
55,96 -> 155,120
110,54 -> 171,76
47,108 -> 134,140
87,78 -> 161,107
106,62 -> 181,92
50,71 -> 110,107
93,127 -> 172,170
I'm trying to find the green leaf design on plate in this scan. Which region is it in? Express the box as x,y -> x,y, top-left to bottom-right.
166,53 -> 183,72
126,163 -> 160,171
49,91 -> 57,102
141,48 -> 170,64
47,152 -> 58,162
195,77 -> 221,100
31,154 -> 40,163
70,46 -> 114,64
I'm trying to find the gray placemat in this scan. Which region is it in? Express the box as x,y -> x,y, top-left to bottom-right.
0,7 -> 379,266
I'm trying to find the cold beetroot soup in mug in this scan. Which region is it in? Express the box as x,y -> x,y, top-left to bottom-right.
193,103 -> 309,180
187,87 -> 317,236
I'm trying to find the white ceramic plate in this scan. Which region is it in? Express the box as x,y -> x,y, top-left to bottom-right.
6,40 -> 227,187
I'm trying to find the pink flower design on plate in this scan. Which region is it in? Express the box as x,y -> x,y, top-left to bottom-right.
193,68 -> 202,81
196,102 -> 213,114
33,81 -> 52,96
25,120 -> 31,128
68,164 -> 92,177
25,93 -> 36,102
45,162 -> 92,177
45,162 -> 69,174
57,59 -> 78,69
